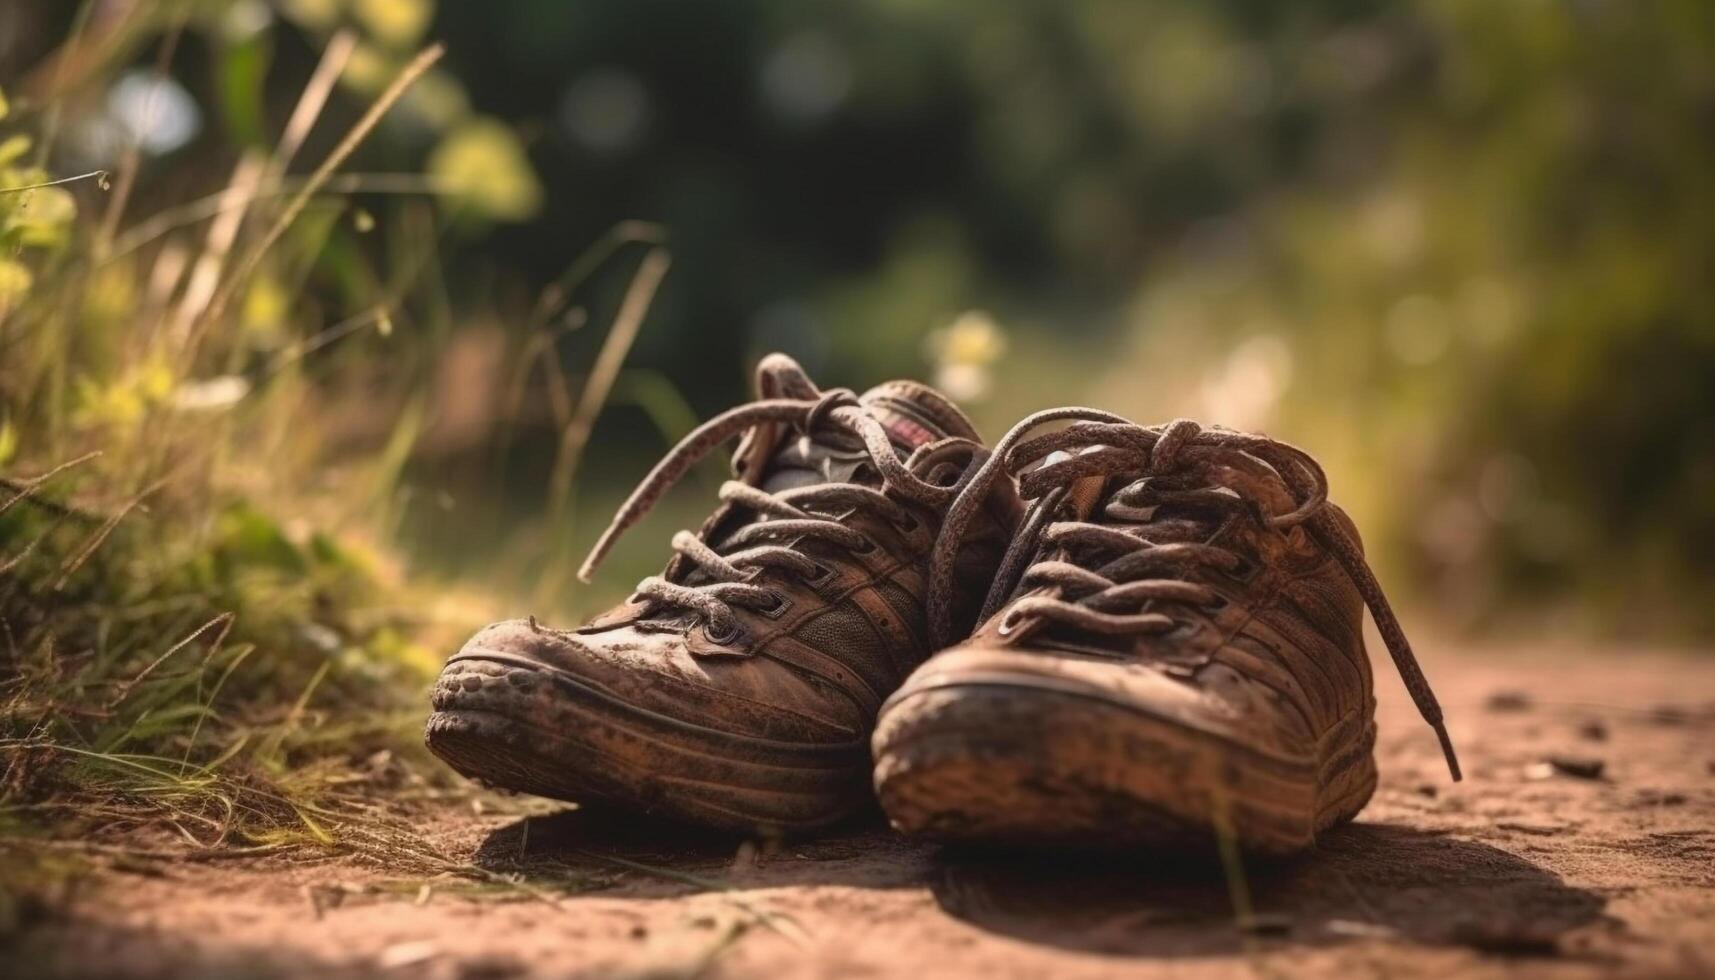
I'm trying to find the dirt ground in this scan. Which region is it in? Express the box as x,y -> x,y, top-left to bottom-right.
9,643 -> 1715,979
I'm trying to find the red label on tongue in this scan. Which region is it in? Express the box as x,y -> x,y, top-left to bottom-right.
866,396 -> 944,449
883,415 -> 938,449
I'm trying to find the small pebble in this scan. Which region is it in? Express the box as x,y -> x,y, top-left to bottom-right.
730,840 -> 759,873
1325,919 -> 1398,939
376,940 -> 440,970
1547,756 -> 1605,780
1576,719 -> 1607,741
1486,690 -> 1533,713
1650,705 -> 1688,725
1633,790 -> 1686,806
1452,921 -> 1561,957
1498,820 -> 1564,836
460,955 -> 526,980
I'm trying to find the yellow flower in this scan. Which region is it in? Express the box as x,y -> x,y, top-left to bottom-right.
354,0 -> 433,48
243,275 -> 290,347
82,261 -> 137,327
0,259 -> 31,304
932,310 -> 1009,365
278,0 -> 344,31
3,186 -> 77,248
340,43 -> 394,95
427,118 -> 543,222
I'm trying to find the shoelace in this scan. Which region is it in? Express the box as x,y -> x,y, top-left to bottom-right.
578,373 -> 961,643
928,410 -> 1462,782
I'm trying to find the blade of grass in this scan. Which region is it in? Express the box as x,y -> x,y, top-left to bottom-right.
106,613 -> 234,709
95,6 -> 187,253
0,451 -> 101,519
165,152 -> 266,345
0,171 -> 110,195
546,248 -> 671,532
270,29 -> 358,178
27,0 -> 100,171
527,220 -> 667,333
258,659 -> 332,765
196,42 -> 446,348
180,643 -> 255,768
1209,783 -> 1259,932
106,174 -> 455,263
51,478 -> 164,591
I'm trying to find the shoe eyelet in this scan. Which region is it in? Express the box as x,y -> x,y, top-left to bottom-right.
851,536 -> 878,556
757,591 -> 792,619
1228,557 -> 1258,582
805,562 -> 837,588
892,511 -> 921,534
705,620 -> 741,645
1170,619 -> 1202,638
1202,594 -> 1229,612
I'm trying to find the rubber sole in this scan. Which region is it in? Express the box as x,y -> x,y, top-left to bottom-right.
872,682 -> 1376,854
425,653 -> 870,834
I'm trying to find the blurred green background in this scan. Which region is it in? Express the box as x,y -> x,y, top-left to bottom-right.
5,0 -> 1714,637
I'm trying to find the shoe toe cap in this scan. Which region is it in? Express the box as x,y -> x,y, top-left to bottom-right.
886,643 -> 1316,764
439,618 -> 866,743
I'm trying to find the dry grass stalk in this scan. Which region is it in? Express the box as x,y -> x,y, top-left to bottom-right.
50,478 -> 164,590
270,30 -> 359,178
548,247 -> 673,527
166,153 -> 265,345
95,6 -> 188,253
108,173 -> 451,262
197,42 -> 447,347
167,30 -> 357,346
0,451 -> 102,519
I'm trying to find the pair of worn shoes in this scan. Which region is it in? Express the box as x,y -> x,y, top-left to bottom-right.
426,354 -> 1460,854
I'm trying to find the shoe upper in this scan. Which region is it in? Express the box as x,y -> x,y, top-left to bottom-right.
458,354 -> 1020,745
905,413 -> 1459,777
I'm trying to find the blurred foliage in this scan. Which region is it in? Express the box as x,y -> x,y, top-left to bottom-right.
0,0 -> 1709,905
0,0 -> 1710,672
412,0 -> 1715,635
0,0 -> 516,879
427,0 -> 1714,635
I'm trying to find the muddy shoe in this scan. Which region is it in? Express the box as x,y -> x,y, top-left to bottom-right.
426,354 -> 1018,834
873,413 -> 1460,853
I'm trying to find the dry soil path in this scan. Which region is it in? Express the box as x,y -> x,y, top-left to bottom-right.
13,644 -> 1715,979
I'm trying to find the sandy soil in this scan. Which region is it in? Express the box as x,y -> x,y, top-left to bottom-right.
9,644 -> 1715,979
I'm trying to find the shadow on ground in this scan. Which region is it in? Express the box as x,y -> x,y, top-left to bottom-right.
473,802 -> 934,891
930,822 -> 1612,958
481,812 -> 1611,960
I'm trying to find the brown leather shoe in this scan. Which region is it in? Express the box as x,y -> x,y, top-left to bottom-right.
873,413 -> 1460,854
426,355 -> 1018,834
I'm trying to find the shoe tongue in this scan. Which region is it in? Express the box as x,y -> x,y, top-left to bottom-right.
754,380 -> 976,494
859,380 -> 979,452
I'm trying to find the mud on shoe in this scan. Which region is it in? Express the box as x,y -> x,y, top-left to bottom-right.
426,354 -> 1019,834
872,413 -> 1460,854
